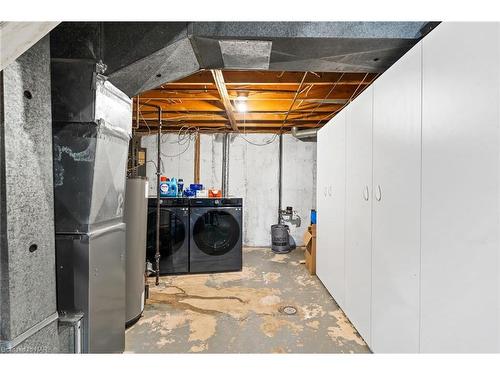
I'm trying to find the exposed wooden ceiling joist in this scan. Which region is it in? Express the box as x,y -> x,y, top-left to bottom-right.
139,87 -> 355,101
134,112 -> 335,122
135,100 -> 342,113
133,69 -> 375,133
133,122 -> 325,129
211,69 -> 238,131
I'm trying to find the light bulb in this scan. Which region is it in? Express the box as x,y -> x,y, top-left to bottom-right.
235,95 -> 248,112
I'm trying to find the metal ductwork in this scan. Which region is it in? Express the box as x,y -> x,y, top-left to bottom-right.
291,126 -> 318,142
51,59 -> 132,353
50,22 -> 435,97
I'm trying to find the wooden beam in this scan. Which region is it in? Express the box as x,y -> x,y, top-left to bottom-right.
129,123 -> 328,131
135,100 -> 342,113
211,70 -> 238,131
132,69 -> 377,134
194,132 -> 201,183
137,99 -> 225,112
139,87 -> 354,102
133,112 -> 335,122
134,127 -> 314,135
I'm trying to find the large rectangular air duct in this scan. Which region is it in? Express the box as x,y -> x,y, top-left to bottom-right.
51,59 -> 132,353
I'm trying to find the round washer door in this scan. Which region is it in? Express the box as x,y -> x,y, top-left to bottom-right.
193,209 -> 240,256
146,207 -> 186,259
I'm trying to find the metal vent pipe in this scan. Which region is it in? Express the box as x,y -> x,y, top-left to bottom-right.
291,126 -> 318,140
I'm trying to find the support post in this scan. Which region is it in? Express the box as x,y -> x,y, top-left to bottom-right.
194,132 -> 200,184
221,133 -> 230,197
278,133 -> 283,224
155,107 -> 162,286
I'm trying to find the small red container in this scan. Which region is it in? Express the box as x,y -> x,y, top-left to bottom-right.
208,189 -> 222,198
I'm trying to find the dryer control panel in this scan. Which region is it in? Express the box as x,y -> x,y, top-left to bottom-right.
189,198 -> 242,207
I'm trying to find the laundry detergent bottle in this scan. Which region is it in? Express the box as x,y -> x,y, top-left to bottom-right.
159,176 -> 169,197
177,179 -> 184,197
167,177 -> 178,197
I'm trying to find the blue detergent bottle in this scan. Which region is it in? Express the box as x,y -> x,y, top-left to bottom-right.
167,177 -> 178,197
177,179 -> 184,197
159,176 -> 169,197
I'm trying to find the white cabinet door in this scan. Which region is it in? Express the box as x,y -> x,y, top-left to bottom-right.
421,22 -> 500,352
316,114 -> 346,309
371,43 -> 422,353
316,125 -> 331,293
327,112 -> 347,308
345,87 -> 373,345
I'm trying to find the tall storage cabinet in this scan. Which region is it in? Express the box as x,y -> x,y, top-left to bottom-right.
316,22 -> 500,353
371,43 -> 422,353
344,87 -> 373,345
316,112 -> 347,309
420,22 -> 500,353
316,124 -> 331,294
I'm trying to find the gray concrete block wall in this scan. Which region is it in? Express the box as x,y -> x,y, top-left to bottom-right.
0,36 -> 59,352
142,132 -> 316,247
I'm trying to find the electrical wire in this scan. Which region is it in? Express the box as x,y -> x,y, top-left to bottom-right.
237,110 -> 278,146
278,71 -> 309,134
137,106 -> 152,136
160,133 -> 191,158
313,72 -> 375,127
303,72 -> 345,121
238,133 -> 278,146
127,159 -> 163,174
161,140 -> 192,158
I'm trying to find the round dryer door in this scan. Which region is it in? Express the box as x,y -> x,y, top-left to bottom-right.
192,210 -> 240,256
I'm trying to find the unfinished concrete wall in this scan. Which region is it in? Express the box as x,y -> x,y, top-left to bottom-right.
142,133 -> 316,247
282,136 -> 317,242
226,134 -> 280,246
200,134 -> 223,190
141,133 -> 196,196
0,36 -> 59,353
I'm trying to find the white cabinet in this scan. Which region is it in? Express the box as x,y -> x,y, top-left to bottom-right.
316,124 -> 331,292
328,111 -> 347,308
371,43 -> 422,353
316,22 -> 500,353
345,87 -> 373,345
316,112 -> 346,309
420,22 -> 500,353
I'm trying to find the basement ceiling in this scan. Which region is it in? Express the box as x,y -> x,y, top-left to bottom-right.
133,70 -> 377,134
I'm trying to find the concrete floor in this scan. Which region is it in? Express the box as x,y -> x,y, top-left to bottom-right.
125,247 -> 370,353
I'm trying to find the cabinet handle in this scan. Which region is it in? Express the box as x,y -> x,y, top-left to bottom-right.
328,186 -> 332,197
363,185 -> 369,201
324,187 -> 327,197
376,185 -> 382,201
